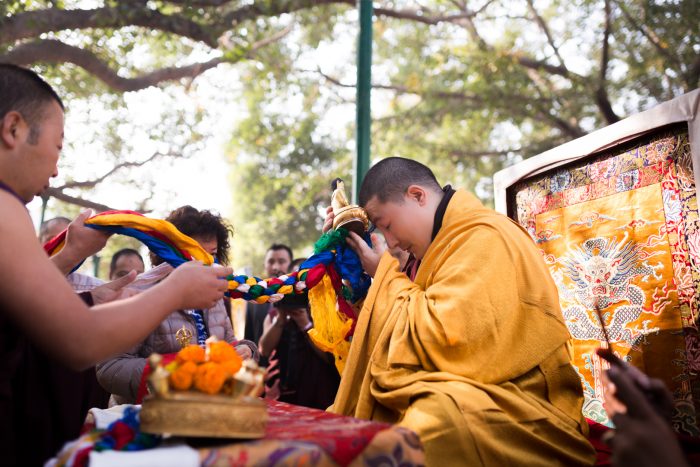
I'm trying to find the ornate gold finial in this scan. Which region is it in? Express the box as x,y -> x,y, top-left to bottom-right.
232,359 -> 266,399
204,335 -> 218,360
175,325 -> 193,349
147,353 -> 170,397
330,178 -> 369,236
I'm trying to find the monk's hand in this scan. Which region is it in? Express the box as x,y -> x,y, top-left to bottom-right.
63,210 -> 111,260
322,205 -> 334,233
167,262 -> 232,310
90,270 -> 138,305
346,232 -> 383,277
605,365 -> 688,467
51,210 -> 112,275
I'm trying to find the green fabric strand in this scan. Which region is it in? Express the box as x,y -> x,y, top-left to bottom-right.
341,285 -> 352,301
248,284 -> 264,298
314,228 -> 349,254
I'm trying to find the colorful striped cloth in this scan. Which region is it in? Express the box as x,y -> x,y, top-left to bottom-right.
44,210 -> 213,267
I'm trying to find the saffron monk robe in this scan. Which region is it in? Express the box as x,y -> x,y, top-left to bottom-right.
328,157 -> 596,466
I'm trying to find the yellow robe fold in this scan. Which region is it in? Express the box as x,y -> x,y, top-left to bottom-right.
330,190 -> 596,466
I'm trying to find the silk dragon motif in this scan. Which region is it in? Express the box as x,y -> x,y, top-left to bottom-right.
555,233 -> 663,347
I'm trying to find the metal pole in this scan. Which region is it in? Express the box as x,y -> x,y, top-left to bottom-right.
354,0 -> 372,203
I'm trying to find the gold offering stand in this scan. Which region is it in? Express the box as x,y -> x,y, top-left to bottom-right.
140,391 -> 267,439
140,335 -> 268,439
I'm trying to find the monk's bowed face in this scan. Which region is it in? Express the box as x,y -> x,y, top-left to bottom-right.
364,186 -> 435,260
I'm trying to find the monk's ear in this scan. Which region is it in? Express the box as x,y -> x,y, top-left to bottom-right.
0,111 -> 24,149
405,185 -> 427,205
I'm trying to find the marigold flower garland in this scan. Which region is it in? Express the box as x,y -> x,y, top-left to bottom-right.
164,341 -> 243,395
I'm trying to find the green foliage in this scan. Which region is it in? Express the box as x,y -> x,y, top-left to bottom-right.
4,0 -> 696,266
228,104 -> 352,271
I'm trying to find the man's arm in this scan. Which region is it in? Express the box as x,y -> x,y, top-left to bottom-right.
96,348 -> 146,404
0,192 -> 232,370
259,310 -> 287,358
48,210 -> 110,275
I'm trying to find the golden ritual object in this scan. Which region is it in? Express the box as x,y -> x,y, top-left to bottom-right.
147,354 -> 170,398
331,178 -> 369,236
175,325 -> 193,349
140,340 -> 268,439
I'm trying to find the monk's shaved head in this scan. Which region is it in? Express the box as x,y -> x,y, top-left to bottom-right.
359,157 -> 442,207
0,64 -> 64,144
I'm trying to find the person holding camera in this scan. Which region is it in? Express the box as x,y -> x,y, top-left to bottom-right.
258,259 -> 340,409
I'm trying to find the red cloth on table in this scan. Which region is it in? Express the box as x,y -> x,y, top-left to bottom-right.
265,400 -> 391,466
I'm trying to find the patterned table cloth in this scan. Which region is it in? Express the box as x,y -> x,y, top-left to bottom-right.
57,400 -> 424,467
199,400 -> 424,466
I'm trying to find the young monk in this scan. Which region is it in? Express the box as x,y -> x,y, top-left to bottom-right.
327,157 -> 596,465
0,64 -> 232,465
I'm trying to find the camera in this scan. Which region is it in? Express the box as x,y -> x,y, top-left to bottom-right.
275,292 -> 309,310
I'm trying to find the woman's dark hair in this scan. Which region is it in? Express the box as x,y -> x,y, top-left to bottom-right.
151,205 -> 234,266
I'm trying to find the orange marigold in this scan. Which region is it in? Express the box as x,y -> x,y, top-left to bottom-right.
169,361 -> 197,390
177,344 -> 205,364
208,341 -> 241,364
220,359 -> 243,377
193,362 -> 228,394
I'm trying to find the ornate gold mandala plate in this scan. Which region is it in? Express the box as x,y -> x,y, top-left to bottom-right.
140,392 -> 267,438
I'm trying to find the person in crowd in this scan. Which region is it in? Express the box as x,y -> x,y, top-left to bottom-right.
326,157 -> 596,465
258,259 -> 340,409
109,248 -> 145,280
244,243 -> 293,345
39,215 -> 70,244
96,205 -> 257,404
288,257 -> 306,272
0,63 -> 232,465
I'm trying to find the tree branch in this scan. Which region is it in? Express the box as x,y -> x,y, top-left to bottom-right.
688,55 -> 700,90
41,187 -> 115,212
223,0 -> 345,26
596,0 -> 620,124
450,8 -> 573,78
613,0 -> 681,69
0,25 -> 290,92
448,147 -> 524,159
536,109 -> 585,138
55,151 -> 179,190
525,0 -> 566,68
1,1 -> 490,48
161,0 -> 236,6
312,68 -> 546,106
0,6 -> 219,47
314,67 -> 582,138
372,5 -> 482,25
0,40 -> 224,92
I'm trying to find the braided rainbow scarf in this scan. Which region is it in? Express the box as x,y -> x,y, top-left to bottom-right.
45,210 -> 370,372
